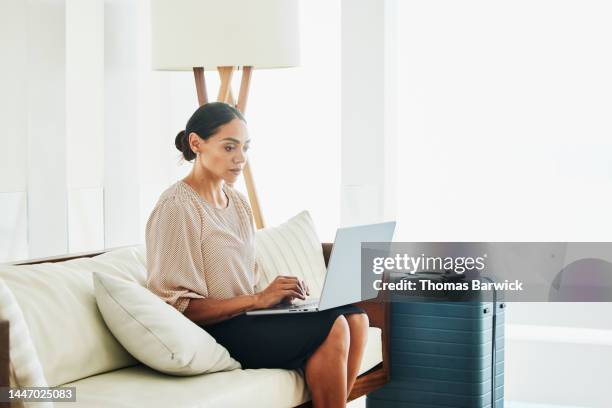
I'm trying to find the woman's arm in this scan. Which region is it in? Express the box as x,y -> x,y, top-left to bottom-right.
184,276 -> 308,326
184,295 -> 259,326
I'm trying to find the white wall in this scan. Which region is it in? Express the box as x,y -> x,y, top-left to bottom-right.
340,0 -> 397,226
66,0 -> 105,253
0,0 -> 107,261
0,0 -> 68,261
104,0 -> 141,248
0,0 -> 30,261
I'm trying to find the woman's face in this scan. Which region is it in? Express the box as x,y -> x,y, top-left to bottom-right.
191,118 -> 250,184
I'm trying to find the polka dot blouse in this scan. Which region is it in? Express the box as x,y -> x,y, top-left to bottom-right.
145,180 -> 259,313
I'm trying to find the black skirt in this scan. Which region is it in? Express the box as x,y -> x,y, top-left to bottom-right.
202,305 -> 365,370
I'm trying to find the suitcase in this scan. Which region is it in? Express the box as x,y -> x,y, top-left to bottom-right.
366,295 -> 505,408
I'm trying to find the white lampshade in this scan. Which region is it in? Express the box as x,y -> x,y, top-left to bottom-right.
151,0 -> 300,71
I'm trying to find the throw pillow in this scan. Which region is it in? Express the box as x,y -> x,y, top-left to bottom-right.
93,272 -> 241,375
254,211 -> 327,299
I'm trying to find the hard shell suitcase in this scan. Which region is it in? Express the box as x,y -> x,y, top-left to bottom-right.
367,298 -> 505,408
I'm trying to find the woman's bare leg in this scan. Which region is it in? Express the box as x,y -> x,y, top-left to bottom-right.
345,313 -> 369,395
305,315 -> 351,408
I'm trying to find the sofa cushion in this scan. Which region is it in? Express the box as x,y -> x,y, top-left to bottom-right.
57,364 -> 307,408
0,279 -> 52,408
254,211 -> 327,300
0,246 -> 149,386
93,272 -> 241,375
54,327 -> 383,408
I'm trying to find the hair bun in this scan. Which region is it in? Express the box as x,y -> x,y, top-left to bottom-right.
174,130 -> 187,152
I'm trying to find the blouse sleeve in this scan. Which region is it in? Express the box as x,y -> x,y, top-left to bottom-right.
145,196 -> 208,313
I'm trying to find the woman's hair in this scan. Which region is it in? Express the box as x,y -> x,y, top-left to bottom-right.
175,102 -> 246,161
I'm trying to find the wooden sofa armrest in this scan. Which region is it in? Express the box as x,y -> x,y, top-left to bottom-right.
1,319 -> 9,408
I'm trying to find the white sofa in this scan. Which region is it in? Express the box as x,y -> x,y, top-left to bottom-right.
0,245 -> 385,408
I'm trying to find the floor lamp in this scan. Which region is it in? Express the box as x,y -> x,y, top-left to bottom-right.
150,0 -> 300,229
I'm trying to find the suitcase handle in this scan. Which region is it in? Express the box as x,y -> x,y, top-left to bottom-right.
480,277 -> 500,407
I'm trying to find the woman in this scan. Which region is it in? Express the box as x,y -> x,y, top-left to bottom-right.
146,102 -> 369,408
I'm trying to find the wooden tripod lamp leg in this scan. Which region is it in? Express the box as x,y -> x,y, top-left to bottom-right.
234,67 -> 265,229
215,66 -> 266,229
217,66 -> 234,103
193,67 -> 208,106
236,66 -> 252,113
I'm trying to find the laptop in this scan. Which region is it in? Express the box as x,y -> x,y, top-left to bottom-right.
246,221 -> 396,315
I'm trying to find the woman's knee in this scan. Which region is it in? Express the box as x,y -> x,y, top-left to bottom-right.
324,315 -> 350,355
346,313 -> 369,333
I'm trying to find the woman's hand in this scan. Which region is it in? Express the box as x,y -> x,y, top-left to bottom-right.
254,276 -> 309,309
280,278 -> 310,305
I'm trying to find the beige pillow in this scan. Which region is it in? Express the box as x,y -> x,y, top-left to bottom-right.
93,273 -> 241,375
254,211 -> 327,299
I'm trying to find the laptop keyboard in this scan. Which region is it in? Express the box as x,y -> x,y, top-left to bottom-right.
288,300 -> 318,309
